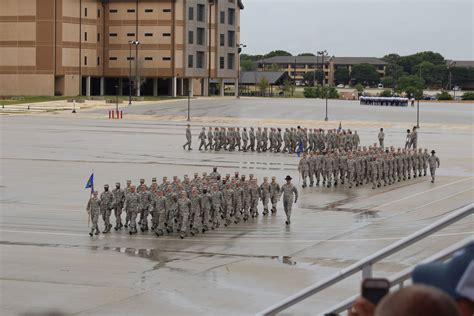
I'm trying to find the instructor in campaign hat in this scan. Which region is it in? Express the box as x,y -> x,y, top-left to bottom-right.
280,175 -> 298,225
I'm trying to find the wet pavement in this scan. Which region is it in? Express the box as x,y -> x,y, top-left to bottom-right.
0,98 -> 473,315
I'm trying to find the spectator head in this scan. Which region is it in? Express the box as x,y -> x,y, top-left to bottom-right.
412,241 -> 474,316
375,285 -> 460,316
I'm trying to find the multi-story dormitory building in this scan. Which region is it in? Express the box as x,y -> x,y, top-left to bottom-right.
0,0 -> 243,97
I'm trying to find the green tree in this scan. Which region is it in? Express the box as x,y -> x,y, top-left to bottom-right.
303,70 -> 324,86
355,83 -> 365,94
381,76 -> 394,88
264,50 -> 292,58
321,86 -> 340,99
334,67 -> 350,85
282,79 -> 294,97
240,59 -> 255,71
303,87 -> 317,98
413,61 -> 447,86
380,90 -> 393,97
451,67 -> 474,88
437,91 -> 453,100
269,63 -> 282,71
351,63 -> 380,85
461,92 -> 474,100
257,77 -> 270,94
397,75 -> 425,98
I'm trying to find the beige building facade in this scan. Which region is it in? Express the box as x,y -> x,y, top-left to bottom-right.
0,0 -> 243,97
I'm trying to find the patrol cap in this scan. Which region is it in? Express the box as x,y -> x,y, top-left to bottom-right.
264,176 -> 268,180
127,180 -> 132,184
140,178 -> 145,183
272,176 -> 276,180
104,184 -> 109,188
115,182 -> 120,186
93,191 -> 98,195
152,177 -> 157,182
194,173 -> 199,176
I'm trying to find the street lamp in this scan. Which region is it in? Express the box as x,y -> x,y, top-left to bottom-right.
115,85 -> 119,113
128,40 -> 140,105
187,89 -> 191,121
208,0 -> 215,97
237,43 -> 247,99
318,50 -> 329,121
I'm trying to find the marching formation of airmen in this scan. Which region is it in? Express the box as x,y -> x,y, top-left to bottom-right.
297,147 -> 440,189
86,168 -> 298,238
185,124 -> 363,154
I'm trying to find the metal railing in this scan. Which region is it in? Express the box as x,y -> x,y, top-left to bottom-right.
322,237 -> 472,315
258,203 -> 473,316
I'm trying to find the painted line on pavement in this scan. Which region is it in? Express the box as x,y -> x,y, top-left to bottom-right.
0,230 -> 471,244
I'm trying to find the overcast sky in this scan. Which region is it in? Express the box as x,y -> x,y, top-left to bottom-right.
240,0 -> 473,60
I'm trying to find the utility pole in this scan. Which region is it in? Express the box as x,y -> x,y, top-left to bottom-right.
128,40 -> 139,105
318,50 -> 329,121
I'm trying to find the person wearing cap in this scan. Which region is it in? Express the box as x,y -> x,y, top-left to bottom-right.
176,191 -> 191,239
137,178 -> 148,192
137,183 -> 152,232
153,190 -> 167,236
198,127 -> 207,150
86,191 -> 101,236
100,184 -> 115,233
200,186 -> 212,232
182,124 -> 192,150
260,177 -> 271,215
270,176 -> 281,214
123,186 -> 141,235
210,167 -> 220,180
412,241 -> 474,316
280,176 -> 298,225
249,127 -> 256,151
428,150 -> 440,183
298,154 -> 310,188
124,180 -> 132,227
206,127 -> 213,150
249,179 -> 260,218
241,127 -> 249,152
150,177 -> 158,191
112,182 -> 125,230
378,128 -> 385,149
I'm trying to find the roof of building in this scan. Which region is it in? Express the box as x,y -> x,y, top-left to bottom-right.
240,71 -> 289,85
256,55 -> 388,66
447,60 -> 474,68
256,56 -> 328,65
331,57 -> 388,65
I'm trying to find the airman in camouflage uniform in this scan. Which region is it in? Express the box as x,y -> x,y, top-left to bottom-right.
87,191 -> 101,236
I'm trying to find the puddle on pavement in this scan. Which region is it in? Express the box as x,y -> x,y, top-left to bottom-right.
271,256 -> 297,265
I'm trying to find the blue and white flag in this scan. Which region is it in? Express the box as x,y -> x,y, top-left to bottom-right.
85,173 -> 94,193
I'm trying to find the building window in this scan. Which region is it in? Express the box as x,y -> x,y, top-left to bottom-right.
197,27 -> 205,45
197,4 -> 205,22
109,57 -> 117,61
188,55 -> 194,68
97,9 -> 100,18
145,9 -> 153,13
163,9 -> 172,13
228,8 -> 235,25
109,9 -> 118,13
227,53 -> 235,69
84,32 -> 87,41
97,57 -> 100,66
197,51 -> 204,68
220,57 -> 225,69
97,33 -> 100,42
145,57 -> 153,61
127,57 -> 135,61
188,31 -> 194,44
84,56 -> 87,66
188,7 -> 194,20
109,33 -> 117,37
127,33 -> 135,37
163,57 -> 171,61
145,33 -> 153,37
127,9 -> 135,13
84,8 -> 88,17
163,33 -> 171,37
220,11 -> 225,24
227,31 -> 235,48
220,34 -> 225,47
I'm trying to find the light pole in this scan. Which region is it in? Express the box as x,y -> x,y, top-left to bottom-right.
448,61 -> 456,99
237,43 -> 247,99
187,89 -> 191,121
318,50 -> 329,121
128,40 -> 139,105
115,85 -> 119,112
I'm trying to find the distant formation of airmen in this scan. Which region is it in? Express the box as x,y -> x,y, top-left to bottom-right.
297,147 -> 440,189
183,124 -> 362,153
86,168 -> 298,238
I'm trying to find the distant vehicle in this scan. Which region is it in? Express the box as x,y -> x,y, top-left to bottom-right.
378,83 -> 384,89
337,84 -> 344,88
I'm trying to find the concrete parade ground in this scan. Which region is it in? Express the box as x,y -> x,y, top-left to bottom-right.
0,97 -> 473,315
